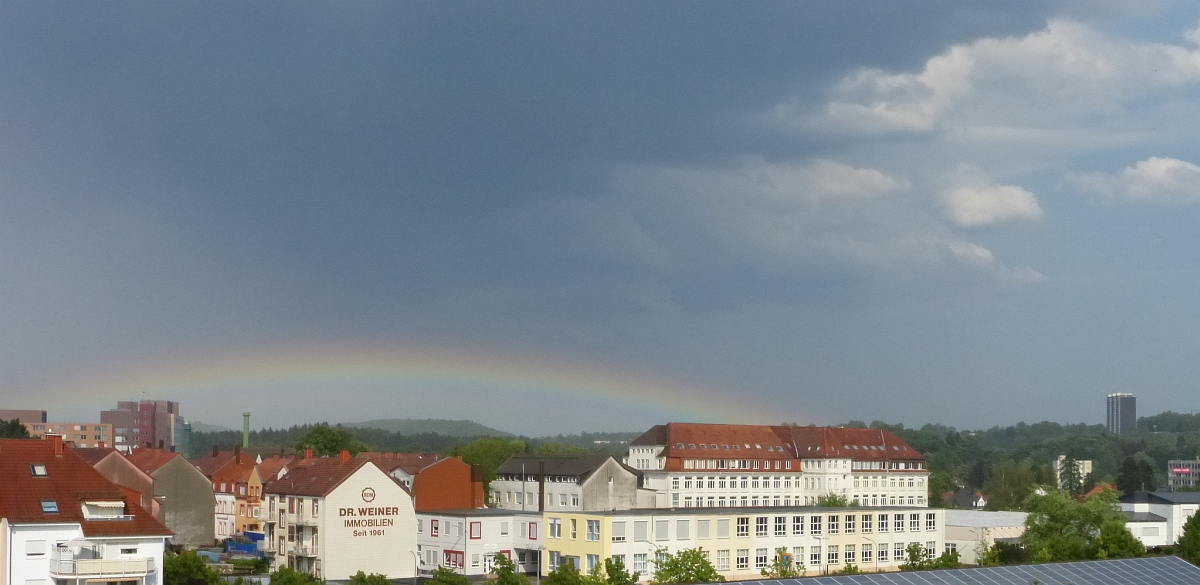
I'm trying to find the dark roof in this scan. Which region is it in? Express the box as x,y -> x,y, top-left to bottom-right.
1120,490 -> 1200,505
1125,511 -> 1168,523
737,556 -> 1200,585
633,423 -> 926,464
264,456 -> 408,497
496,454 -> 613,479
72,447 -> 120,465
357,452 -> 441,475
0,438 -> 171,537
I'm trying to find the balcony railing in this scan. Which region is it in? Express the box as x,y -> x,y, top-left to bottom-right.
293,545 -> 318,557
49,554 -> 154,578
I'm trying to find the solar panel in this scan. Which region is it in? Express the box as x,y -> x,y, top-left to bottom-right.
734,556 -> 1200,585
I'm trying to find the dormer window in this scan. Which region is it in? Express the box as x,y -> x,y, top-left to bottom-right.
31,464 -> 48,477
41,500 -> 59,513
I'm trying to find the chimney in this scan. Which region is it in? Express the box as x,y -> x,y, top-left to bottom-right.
49,434 -> 64,457
212,444 -> 219,457
305,449 -> 313,459
339,450 -> 350,464
242,412 -> 251,448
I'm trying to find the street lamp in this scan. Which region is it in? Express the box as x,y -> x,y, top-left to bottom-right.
863,536 -> 879,573
408,550 -> 420,585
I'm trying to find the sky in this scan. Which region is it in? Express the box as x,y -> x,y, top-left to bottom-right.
4,1 -> 1200,435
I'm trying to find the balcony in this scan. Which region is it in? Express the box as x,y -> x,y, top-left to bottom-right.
49,552 -> 154,578
293,545 -> 318,557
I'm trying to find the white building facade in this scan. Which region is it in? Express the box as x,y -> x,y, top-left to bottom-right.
626,424 -> 930,510
1119,491 -> 1200,548
415,509 -> 542,576
260,453 -> 417,582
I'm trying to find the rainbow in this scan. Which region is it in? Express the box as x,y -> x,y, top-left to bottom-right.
25,344 -> 800,427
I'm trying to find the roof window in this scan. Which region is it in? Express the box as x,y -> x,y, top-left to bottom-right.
722,445 -> 729,449
700,444 -> 707,449
688,444 -> 696,449
754,444 -> 761,449
733,445 -> 740,450
676,443 -> 685,448
41,500 -> 59,513
710,444 -> 717,449
766,446 -> 773,452
31,464 -> 48,477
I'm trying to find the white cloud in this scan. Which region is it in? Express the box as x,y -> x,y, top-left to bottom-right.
941,183 -> 1043,226
775,19 -> 1200,137
1070,156 -> 1200,203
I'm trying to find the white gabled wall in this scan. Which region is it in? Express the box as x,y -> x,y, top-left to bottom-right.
320,464 -> 416,581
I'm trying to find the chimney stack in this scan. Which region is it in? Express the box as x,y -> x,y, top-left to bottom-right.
48,434 -> 63,457
339,450 -> 350,464
305,448 -> 313,459
242,412 -> 250,449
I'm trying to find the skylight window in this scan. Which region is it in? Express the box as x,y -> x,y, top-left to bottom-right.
700,444 -> 707,449
30,464 -> 47,477
710,444 -> 716,449
41,500 -> 59,513
676,443 -> 684,448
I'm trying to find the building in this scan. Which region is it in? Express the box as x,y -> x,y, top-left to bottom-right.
1119,490 -> 1200,547
492,455 -> 654,513
74,447 -> 159,518
101,400 -> 186,453
541,505 -> 944,579
627,423 -> 930,509
1052,455 -> 1094,490
1107,393 -> 1136,435
415,509 -> 542,576
1168,460 -> 1200,490
0,409 -> 47,423
125,449 -> 218,548
260,451 -> 417,580
27,422 -> 113,449
358,452 -> 486,511
942,510 -> 1026,564
209,453 -> 264,536
0,436 -> 171,585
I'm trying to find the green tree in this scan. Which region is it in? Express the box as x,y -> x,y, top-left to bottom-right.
815,493 -> 850,507
492,553 -> 532,585
837,564 -> 861,575
295,424 -> 368,457
268,566 -> 321,585
1115,456 -> 1158,495
0,418 -> 30,439
983,461 -> 1038,511
1095,518 -> 1146,559
451,437 -> 527,494
428,566 -> 471,585
1058,455 -> 1083,496
348,572 -> 389,585
760,547 -> 803,578
544,561 -> 584,585
1176,509 -> 1200,565
651,548 -> 724,584
927,472 -> 957,508
1022,488 -> 1142,562
164,551 -> 221,585
603,556 -> 640,585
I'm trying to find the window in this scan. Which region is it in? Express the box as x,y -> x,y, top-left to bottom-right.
571,495 -> 579,507
846,514 -> 856,533
655,519 -> 669,541
810,515 -> 822,535
945,542 -> 957,555
634,521 -> 648,542
828,515 -> 839,534
926,542 -> 937,560
431,520 -> 439,537
588,554 -> 600,572
120,547 -> 138,555
677,519 -> 690,539
878,513 -> 889,532
926,513 -> 937,531
417,520 -> 424,533
529,521 -> 538,539
910,513 -> 921,532
862,514 -> 872,533
633,554 -> 648,573
570,519 -> 577,539
470,522 -> 482,539
612,521 -> 626,542
792,515 -> 804,535
774,516 -> 786,536
717,519 -> 730,538
697,519 -> 710,539
500,522 -> 509,536
716,550 -> 729,571
587,520 -> 600,541
862,544 -> 872,563
30,464 -> 47,477
40,500 -> 58,513
26,540 -> 46,557
735,549 -> 749,569
754,548 -> 768,569
736,517 -> 749,537
550,552 -> 561,570
895,514 -> 905,532
672,477 -> 680,490
809,546 -> 821,566
827,545 -> 839,565
755,516 -> 767,536
894,543 -> 905,561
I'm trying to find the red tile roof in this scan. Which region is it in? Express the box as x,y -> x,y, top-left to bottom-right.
0,438 -> 171,537
125,448 -> 184,474
210,454 -> 259,486
634,423 -> 925,468
356,452 -> 441,475
257,455 -> 294,481
265,456 -> 408,497
72,447 -> 120,466
192,451 -> 237,477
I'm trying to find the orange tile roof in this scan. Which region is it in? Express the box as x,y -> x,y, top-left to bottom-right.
210,455 -> 258,485
192,451 -> 237,477
257,455 -> 294,481
125,448 -> 183,474
0,438 -> 171,537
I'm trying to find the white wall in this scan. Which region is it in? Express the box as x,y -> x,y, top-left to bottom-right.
319,464 -> 417,581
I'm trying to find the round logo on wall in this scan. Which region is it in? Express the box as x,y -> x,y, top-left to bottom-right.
361,487 -> 376,502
